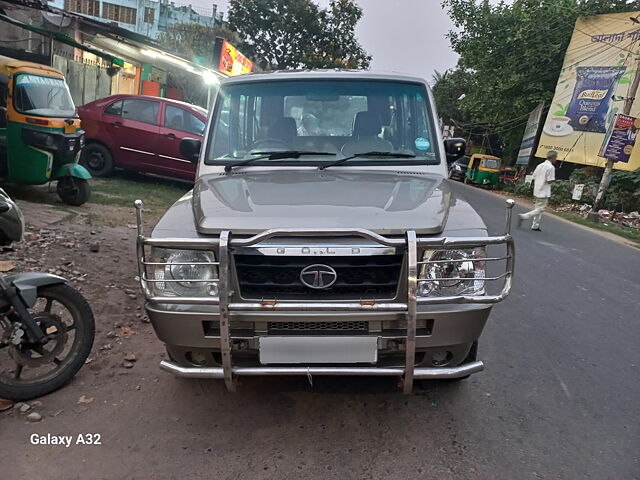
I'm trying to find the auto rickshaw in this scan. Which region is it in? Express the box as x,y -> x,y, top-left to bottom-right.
0,56 -> 90,205
464,154 -> 502,187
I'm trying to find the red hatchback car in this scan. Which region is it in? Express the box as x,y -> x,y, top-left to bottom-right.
78,94 -> 207,181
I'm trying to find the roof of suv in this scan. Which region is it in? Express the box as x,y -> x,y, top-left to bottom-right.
221,69 -> 429,86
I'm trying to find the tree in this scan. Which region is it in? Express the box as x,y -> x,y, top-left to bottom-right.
440,0 -> 634,159
157,23 -> 240,106
310,0 -> 371,69
157,23 -> 238,65
228,0 -> 370,70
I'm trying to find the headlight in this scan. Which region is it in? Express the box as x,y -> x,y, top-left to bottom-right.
150,248 -> 218,297
454,165 -> 462,171
22,128 -> 60,150
418,247 -> 486,297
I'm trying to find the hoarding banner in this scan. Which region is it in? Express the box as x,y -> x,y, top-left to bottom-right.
599,113 -> 639,163
516,103 -> 544,165
214,38 -> 253,77
535,11 -> 640,171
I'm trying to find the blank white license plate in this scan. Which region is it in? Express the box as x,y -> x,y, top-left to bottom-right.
259,336 -> 378,364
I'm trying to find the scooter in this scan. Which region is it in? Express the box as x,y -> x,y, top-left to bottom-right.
0,189 -> 94,400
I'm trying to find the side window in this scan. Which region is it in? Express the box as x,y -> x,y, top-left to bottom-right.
165,105 -> 205,136
185,113 -> 205,136
104,100 -> 122,116
121,99 -> 159,125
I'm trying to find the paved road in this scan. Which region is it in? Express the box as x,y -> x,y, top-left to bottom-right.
4,183 -> 639,480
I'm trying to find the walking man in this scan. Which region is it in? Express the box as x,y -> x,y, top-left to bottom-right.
517,150 -> 557,231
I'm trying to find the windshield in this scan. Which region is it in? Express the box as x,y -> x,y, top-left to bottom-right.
483,159 -> 500,169
13,73 -> 76,117
206,80 -> 439,166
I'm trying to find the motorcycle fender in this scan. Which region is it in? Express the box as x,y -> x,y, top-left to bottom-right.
53,163 -> 92,180
5,272 -> 66,307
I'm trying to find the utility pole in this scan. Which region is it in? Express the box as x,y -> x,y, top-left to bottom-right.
590,52 -> 640,218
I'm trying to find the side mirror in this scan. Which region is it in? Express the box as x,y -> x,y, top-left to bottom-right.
179,138 -> 201,163
444,138 -> 466,163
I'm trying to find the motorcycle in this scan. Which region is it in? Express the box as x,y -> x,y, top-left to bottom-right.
0,189 -> 94,400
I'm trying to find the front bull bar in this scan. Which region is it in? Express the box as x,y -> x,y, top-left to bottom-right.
134,199 -> 515,394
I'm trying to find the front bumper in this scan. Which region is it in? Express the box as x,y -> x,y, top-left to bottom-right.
134,201 -> 515,393
146,303 -> 491,370
159,359 -> 485,380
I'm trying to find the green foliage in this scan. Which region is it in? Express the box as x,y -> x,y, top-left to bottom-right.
157,23 -> 237,63
228,0 -> 370,70
438,0 -> 634,156
431,69 -> 473,124
549,180 -> 573,206
604,170 -> 640,212
500,168 -> 640,212
501,178 -> 533,196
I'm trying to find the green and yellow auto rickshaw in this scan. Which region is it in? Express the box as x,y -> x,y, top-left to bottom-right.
464,154 -> 502,187
0,56 -> 90,205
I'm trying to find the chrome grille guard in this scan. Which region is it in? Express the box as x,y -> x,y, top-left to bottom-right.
134,199 -> 516,393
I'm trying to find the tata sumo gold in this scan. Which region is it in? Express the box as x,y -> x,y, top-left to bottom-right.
134,71 -> 515,393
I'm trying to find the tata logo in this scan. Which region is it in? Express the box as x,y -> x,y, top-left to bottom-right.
299,264 -> 338,290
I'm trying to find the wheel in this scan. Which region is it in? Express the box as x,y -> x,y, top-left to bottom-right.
0,283 -> 95,400
57,177 -> 91,206
80,143 -> 114,177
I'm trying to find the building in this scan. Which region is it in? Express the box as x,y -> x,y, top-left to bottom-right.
49,0 -> 223,39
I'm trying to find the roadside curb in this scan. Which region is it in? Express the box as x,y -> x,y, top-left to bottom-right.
462,184 -> 640,250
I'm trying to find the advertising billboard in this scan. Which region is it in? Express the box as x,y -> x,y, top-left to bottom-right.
535,12 -> 640,171
213,38 -> 253,77
599,113 -> 639,163
516,103 -> 545,166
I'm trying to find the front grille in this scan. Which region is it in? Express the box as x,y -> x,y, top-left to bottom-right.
268,321 -> 368,332
234,254 -> 403,300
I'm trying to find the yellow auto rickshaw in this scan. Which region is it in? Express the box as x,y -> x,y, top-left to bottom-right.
464,154 -> 502,187
0,56 -> 90,205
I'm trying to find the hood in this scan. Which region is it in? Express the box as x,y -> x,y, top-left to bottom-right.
193,169 -> 452,235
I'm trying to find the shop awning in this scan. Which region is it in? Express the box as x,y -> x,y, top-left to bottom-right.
0,13 -> 124,66
89,34 -> 225,80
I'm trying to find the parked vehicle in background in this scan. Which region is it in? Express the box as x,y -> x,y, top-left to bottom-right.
0,56 -> 91,206
448,156 -> 469,181
0,188 -> 95,400
464,154 -> 502,187
134,70 -> 516,394
78,94 -> 207,181
499,167 -> 517,182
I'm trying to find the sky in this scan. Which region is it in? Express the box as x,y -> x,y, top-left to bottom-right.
198,0 -> 460,82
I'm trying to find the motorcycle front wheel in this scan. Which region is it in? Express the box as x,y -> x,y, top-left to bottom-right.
0,283 -> 95,400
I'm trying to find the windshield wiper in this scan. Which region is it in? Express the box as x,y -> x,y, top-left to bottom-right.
224,151 -> 336,172
318,151 -> 417,170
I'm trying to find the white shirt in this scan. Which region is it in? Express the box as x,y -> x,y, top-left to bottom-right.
532,160 -> 555,198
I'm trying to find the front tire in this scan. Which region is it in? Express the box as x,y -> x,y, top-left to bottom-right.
80,143 -> 114,177
0,284 -> 95,400
57,177 -> 91,206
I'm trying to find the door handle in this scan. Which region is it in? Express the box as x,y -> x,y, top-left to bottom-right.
165,133 -> 176,139
111,121 -> 122,127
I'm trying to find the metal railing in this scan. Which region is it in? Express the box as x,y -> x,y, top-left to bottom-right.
134,198 -> 515,393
